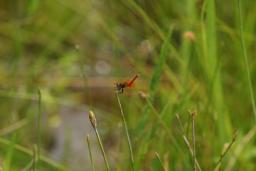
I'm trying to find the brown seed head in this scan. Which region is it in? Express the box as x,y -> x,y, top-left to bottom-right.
189,110 -> 197,117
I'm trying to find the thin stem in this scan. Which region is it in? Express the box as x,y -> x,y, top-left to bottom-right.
214,131 -> 237,170
21,145 -> 38,171
237,0 -> 256,121
192,113 -> 196,171
32,145 -> 37,171
186,114 -> 191,137
0,119 -> 28,136
175,114 -> 202,171
146,98 -> 180,150
155,152 -> 167,171
225,126 -> 256,171
95,129 -> 111,171
22,160 -> 33,171
115,92 -> 135,171
86,135 -> 95,171
36,89 -> 42,167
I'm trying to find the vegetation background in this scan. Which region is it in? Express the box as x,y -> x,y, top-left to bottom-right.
0,0 -> 255,170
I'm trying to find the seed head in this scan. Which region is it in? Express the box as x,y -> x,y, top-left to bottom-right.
89,110 -> 97,128
189,110 -> 197,117
183,31 -> 196,42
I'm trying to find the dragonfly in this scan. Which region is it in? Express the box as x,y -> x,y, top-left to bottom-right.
115,74 -> 139,93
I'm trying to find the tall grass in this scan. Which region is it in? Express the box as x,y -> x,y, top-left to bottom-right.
3,134 -> 16,171
134,27 -> 177,170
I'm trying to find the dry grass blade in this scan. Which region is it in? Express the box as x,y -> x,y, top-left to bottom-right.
214,131 -> 238,171
225,126 -> 256,171
155,152 -> 167,171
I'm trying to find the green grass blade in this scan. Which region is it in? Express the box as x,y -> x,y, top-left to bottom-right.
203,0 -> 231,143
135,27 -> 178,170
86,135 -> 95,171
3,134 -> 16,171
237,0 -> 256,121
150,27 -> 173,95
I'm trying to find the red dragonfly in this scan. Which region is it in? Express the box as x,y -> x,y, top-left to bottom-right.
116,75 -> 139,93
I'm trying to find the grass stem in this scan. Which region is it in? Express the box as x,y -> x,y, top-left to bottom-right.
95,129 -> 111,171
32,144 -> 37,171
214,131 -> 237,171
36,89 -> 42,169
89,111 -> 111,171
155,152 -> 167,171
225,126 -> 256,171
176,114 -> 202,171
191,111 -> 196,171
0,119 -> 28,136
21,145 -> 37,171
115,92 -> 135,171
86,134 -> 95,171
237,0 -> 256,122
